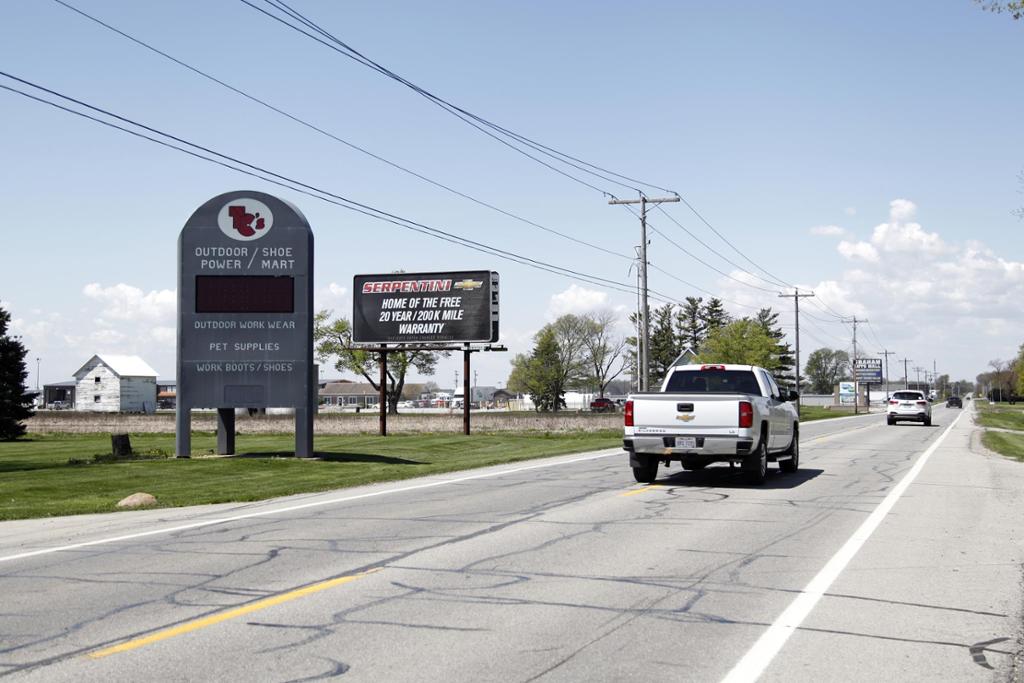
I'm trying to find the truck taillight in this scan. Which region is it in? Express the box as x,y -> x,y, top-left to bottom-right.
739,401 -> 753,428
624,400 -> 634,427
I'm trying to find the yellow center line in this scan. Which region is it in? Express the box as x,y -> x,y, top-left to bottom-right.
88,567 -> 382,659
619,485 -> 665,497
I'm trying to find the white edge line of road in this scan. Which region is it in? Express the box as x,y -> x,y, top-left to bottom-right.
0,449 -> 622,565
721,408 -> 966,683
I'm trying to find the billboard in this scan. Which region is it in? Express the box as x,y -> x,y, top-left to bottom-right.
839,381 -> 855,405
353,271 -> 499,344
854,357 -> 883,382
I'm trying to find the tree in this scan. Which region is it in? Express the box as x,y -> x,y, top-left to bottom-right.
700,298 -> 731,336
649,304 -> 678,384
674,296 -> 705,353
580,310 -> 627,398
754,307 -> 796,389
695,319 -> 777,366
547,314 -> 590,393
0,306 -> 33,441
803,348 -> 851,394
313,310 -> 448,414
521,328 -> 565,411
974,0 -> 1024,19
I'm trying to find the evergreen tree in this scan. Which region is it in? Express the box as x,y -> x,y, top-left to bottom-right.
754,307 -> 796,389
674,296 -> 705,354
0,307 -> 33,441
700,298 -> 731,335
524,327 -> 565,411
649,304 -> 678,386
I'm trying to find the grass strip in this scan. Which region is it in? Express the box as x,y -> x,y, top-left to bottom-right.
981,430 -> 1024,462
975,403 -> 1024,431
799,406 -> 857,422
0,431 -> 619,521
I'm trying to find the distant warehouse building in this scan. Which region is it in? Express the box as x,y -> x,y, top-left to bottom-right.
73,354 -> 159,413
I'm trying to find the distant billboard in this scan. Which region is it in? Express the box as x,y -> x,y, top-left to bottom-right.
854,357 -> 883,382
352,271 -> 499,344
839,381 -> 855,405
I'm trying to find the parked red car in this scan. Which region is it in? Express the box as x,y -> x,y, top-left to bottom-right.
590,397 -> 616,413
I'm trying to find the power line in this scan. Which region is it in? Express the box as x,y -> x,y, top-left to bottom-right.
0,72 -> 686,305
260,0 -> 679,196
648,225 -> 779,294
652,204 -> 788,290
237,0 -> 646,197
50,0 -> 632,264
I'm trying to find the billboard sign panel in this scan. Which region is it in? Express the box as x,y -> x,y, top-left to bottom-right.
352,270 -> 499,344
854,357 -> 883,382
839,381 -> 855,404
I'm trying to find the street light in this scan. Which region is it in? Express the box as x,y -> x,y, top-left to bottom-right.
35,357 -> 40,391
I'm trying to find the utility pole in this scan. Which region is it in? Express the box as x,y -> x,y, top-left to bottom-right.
608,192 -> 680,391
879,350 -> 896,401
843,316 -> 867,414
914,366 -> 925,391
779,289 -> 814,412
900,357 -> 912,389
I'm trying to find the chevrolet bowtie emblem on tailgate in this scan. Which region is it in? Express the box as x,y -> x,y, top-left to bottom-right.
453,279 -> 483,290
676,414 -> 695,422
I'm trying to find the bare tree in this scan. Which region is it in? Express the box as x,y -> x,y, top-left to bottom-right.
581,310 -> 628,397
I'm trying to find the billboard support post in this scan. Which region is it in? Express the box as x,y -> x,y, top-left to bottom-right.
379,349 -> 388,436
463,344 -> 471,435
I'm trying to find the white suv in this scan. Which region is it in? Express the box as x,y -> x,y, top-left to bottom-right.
887,390 -> 932,426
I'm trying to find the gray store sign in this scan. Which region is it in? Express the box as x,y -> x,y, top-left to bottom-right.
176,191 -> 314,457
352,270 -> 499,344
853,357 -> 883,382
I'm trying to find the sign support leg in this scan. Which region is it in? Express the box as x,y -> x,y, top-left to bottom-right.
176,403 -> 191,458
379,349 -> 388,437
217,408 -> 235,455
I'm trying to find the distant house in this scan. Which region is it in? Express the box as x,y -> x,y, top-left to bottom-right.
319,381 -> 426,408
73,354 -> 159,413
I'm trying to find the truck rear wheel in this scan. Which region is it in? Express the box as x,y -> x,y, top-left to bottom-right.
744,438 -> 768,485
779,426 -> 799,473
632,457 -> 659,483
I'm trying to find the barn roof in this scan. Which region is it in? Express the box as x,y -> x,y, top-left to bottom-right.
74,354 -> 159,379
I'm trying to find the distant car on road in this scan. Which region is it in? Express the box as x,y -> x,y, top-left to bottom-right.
590,397 -> 616,413
46,400 -> 69,410
946,395 -> 962,409
887,390 -> 932,426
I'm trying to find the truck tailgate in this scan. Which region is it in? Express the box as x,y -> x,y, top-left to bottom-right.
631,393 -> 741,435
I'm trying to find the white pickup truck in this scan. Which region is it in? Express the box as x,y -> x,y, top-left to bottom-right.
623,364 -> 800,485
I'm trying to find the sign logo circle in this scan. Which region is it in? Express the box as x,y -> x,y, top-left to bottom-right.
217,198 -> 274,241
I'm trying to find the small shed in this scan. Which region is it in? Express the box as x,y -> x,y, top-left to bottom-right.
73,354 -> 159,413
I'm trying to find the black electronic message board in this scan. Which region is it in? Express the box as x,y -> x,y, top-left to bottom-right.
352,271 -> 499,344
176,191 -> 314,458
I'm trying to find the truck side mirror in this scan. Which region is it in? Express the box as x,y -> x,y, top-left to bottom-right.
788,390 -> 799,402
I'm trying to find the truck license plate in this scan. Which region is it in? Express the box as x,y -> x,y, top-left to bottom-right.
677,437 -> 697,449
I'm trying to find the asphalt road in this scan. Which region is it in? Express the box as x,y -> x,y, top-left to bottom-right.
1,404 -> 1021,682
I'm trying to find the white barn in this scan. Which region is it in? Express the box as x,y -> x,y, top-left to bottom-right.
73,354 -> 159,413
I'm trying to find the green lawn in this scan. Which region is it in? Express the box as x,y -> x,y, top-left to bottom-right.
982,430 -> 1024,462
799,405 -> 857,421
0,431 -> 619,521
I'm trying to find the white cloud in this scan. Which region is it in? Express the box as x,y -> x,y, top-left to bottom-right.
547,284 -> 608,318
315,282 -> 348,314
869,199 -> 946,256
82,283 -> 176,323
810,225 -> 846,237
837,240 -> 879,262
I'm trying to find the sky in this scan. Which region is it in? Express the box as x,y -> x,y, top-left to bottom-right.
1,0 -> 1022,391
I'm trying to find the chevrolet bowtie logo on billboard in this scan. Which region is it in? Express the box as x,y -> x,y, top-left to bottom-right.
353,270 -> 499,344
453,279 -> 483,291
